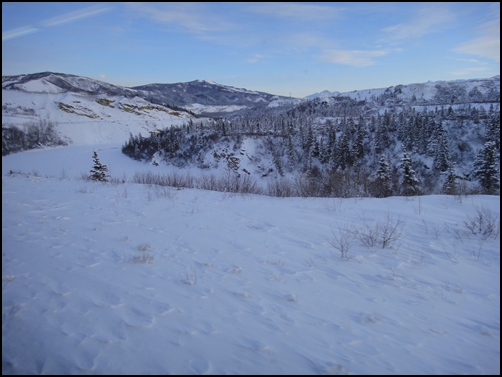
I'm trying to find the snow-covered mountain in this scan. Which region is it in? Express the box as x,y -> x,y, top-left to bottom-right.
306,76 -> 500,106
132,79 -> 300,116
2,72 -> 300,118
2,72 -> 197,145
2,71 -> 137,96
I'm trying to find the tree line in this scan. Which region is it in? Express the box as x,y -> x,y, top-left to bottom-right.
122,100 -> 499,197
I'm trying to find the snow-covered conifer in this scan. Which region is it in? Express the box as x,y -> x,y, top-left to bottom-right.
400,147 -> 422,196
442,164 -> 458,195
90,151 -> 110,182
370,154 -> 393,198
473,141 -> 500,194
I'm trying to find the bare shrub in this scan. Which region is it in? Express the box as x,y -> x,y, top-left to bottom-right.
352,212 -> 405,249
137,242 -> 151,252
153,185 -> 175,200
79,171 -> 91,181
464,206 -> 500,240
132,171 -> 159,185
322,197 -> 344,212
75,185 -> 95,193
328,223 -> 354,259
183,266 -> 197,285
59,168 -> 68,180
294,174 -> 323,197
109,175 -> 125,186
267,177 -> 296,197
198,174 -> 219,191
132,253 -> 153,264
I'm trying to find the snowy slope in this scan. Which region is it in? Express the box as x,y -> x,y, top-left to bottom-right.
2,144 -> 500,374
2,89 -> 194,145
306,76 -> 500,103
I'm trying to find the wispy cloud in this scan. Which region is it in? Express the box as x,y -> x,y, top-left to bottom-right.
451,66 -> 489,76
246,54 -> 269,64
2,26 -> 40,41
2,4 -> 111,41
319,49 -> 387,67
126,3 -> 233,34
41,5 -> 111,27
381,4 -> 456,42
246,3 -> 342,21
453,15 -> 500,62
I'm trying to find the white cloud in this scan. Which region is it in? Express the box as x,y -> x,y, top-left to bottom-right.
41,5 -> 111,27
2,4 -> 111,41
453,18 -> 500,62
451,67 -> 488,76
126,3 -> 233,34
381,5 -> 456,41
2,26 -> 39,41
246,3 -> 341,21
319,49 -> 387,67
246,54 -> 269,64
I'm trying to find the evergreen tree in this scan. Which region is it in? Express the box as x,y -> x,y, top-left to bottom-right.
473,141 -> 500,194
400,147 -> 422,196
287,133 -> 296,172
485,111 -> 500,151
90,151 -> 110,182
442,164 -> 458,195
370,154 -> 393,198
352,117 -> 365,161
338,131 -> 351,170
433,121 -> 451,172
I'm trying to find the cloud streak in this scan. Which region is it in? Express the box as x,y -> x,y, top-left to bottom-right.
246,3 -> 342,21
453,17 -> 500,62
2,4 -> 111,41
319,49 -> 387,67
381,5 -> 456,41
451,66 -> 488,76
126,3 -> 233,34
2,26 -> 40,41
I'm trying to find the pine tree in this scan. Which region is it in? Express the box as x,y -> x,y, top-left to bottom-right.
400,147 -> 422,196
370,154 -> 393,198
442,164 -> 458,195
90,151 -> 110,182
473,141 -> 500,194
433,121 -> 451,172
485,111 -> 500,152
287,133 -> 296,172
338,131 -> 351,170
352,117 -> 365,161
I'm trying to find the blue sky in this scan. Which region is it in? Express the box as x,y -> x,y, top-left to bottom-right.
2,2 -> 500,97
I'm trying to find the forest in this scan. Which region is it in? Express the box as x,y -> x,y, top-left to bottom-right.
122,96 -> 500,198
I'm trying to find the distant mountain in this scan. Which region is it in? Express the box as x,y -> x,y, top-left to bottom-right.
132,80 -> 300,116
2,72 -> 300,117
305,90 -> 341,99
306,76 -> 500,107
2,71 -> 136,97
2,72 -> 195,147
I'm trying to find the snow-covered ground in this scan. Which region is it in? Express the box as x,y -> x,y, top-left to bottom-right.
2,89 -> 193,145
2,144 -> 500,374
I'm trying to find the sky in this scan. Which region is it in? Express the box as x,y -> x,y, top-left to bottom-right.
2,2 -> 500,97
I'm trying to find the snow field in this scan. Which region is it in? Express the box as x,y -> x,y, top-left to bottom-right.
2,145 -> 500,374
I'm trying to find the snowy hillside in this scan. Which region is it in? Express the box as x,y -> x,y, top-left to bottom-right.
306,76 -> 500,106
2,144 -> 500,374
132,79 -> 297,111
2,72 -> 500,198
2,88 -> 194,145
2,72 -> 137,96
